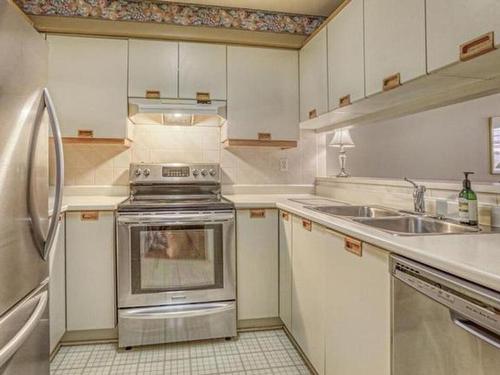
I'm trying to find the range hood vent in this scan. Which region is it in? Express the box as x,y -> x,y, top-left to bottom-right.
128,98 -> 226,126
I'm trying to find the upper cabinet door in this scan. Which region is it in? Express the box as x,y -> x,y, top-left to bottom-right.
128,39 -> 178,98
48,36 -> 128,139
364,0 -> 426,96
328,0 -> 365,111
227,46 -> 299,141
179,42 -> 227,100
427,0 -> 500,73
300,29 -> 328,121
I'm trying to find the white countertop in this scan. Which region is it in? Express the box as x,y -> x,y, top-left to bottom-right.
225,194 -> 500,292
49,195 -> 128,216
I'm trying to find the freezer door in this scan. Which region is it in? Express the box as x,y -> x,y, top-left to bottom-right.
0,0 -> 49,316
0,282 -> 49,375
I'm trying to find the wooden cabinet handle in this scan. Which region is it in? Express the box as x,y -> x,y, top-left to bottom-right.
258,133 -> 272,141
80,211 -> 99,221
345,236 -> 362,257
308,109 -> 318,119
78,129 -> 94,138
383,73 -> 401,91
460,31 -> 495,61
281,211 -> 290,221
339,94 -> 351,108
302,219 -> 312,231
196,92 -> 211,104
250,209 -> 266,219
146,90 -> 160,98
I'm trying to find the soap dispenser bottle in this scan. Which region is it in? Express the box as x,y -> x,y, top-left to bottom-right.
459,172 -> 478,225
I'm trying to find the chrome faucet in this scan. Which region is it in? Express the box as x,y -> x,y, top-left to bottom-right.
404,177 -> 426,213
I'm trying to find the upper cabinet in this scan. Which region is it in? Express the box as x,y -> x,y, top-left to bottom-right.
300,29 -> 328,121
426,0 -> 500,77
364,0 -> 426,96
128,39 -> 178,99
225,46 -> 299,145
179,42 -> 227,100
327,0 -> 365,110
48,35 -> 129,139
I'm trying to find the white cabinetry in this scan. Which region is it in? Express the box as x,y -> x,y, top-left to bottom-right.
128,39 -> 178,99
325,237 -> 391,375
236,209 -> 279,321
66,211 -> 116,331
278,211 -> 292,330
327,0 -> 365,110
49,214 -> 65,353
300,28 -> 328,121
179,42 -> 226,100
364,0 -> 426,96
291,217 -> 326,375
48,35 -> 128,139
226,46 -> 299,143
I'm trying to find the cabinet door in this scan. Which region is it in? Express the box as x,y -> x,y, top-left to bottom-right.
300,29 -> 328,121
236,209 -> 279,320
291,217 -> 325,375
364,0 -> 426,96
427,0 -> 500,73
48,36 -> 128,138
328,0 -> 365,110
278,211 -> 292,330
66,211 -> 116,331
128,39 -> 178,99
325,238 -> 391,375
179,42 -> 226,100
49,214 -> 65,353
227,46 -> 299,141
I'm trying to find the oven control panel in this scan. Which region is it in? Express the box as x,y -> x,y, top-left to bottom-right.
130,163 -> 220,184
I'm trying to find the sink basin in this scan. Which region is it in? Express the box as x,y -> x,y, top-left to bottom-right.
308,205 -> 402,218
352,216 -> 481,236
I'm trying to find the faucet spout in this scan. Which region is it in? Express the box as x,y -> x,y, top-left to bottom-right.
404,177 -> 426,213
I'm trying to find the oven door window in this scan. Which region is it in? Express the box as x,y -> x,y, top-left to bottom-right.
130,224 -> 223,293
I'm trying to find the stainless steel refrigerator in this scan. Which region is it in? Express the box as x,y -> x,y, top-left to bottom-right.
0,1 -> 64,373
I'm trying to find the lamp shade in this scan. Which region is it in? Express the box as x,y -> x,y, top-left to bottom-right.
329,129 -> 355,148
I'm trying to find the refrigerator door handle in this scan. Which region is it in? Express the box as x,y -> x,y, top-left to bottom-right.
28,88 -> 64,261
0,291 -> 48,368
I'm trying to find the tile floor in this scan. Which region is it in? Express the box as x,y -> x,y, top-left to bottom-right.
51,329 -> 313,375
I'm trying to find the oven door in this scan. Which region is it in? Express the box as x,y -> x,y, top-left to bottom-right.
117,211 -> 235,308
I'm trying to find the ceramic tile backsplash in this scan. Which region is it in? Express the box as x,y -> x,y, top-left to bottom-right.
51,126 -> 317,186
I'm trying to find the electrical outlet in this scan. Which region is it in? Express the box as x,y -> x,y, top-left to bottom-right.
279,158 -> 289,172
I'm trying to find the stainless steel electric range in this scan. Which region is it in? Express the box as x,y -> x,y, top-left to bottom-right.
116,163 -> 236,348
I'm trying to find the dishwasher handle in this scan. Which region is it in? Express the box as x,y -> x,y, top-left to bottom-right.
450,310 -> 500,349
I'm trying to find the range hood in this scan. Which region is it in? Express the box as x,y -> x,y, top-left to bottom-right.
128,98 -> 226,126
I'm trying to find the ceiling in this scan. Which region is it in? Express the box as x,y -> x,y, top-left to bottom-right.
162,0 -> 344,16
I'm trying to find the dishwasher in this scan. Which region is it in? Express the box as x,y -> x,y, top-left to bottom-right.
391,255 -> 500,375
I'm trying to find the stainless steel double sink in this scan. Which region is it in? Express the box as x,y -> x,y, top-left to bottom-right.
306,205 -> 480,236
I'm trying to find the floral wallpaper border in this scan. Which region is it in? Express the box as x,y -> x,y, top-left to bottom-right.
16,0 -> 326,35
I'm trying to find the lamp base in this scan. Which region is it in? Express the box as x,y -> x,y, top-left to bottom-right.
336,169 -> 350,178
336,148 -> 351,178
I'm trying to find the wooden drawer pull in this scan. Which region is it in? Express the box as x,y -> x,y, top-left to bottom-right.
339,94 -> 351,108
460,31 -> 495,61
281,211 -> 290,221
196,92 -> 211,104
78,129 -> 94,138
302,219 -> 312,231
146,90 -> 160,99
258,133 -> 272,141
383,73 -> 401,91
80,211 -> 99,221
308,109 -> 318,119
250,209 -> 266,219
345,237 -> 362,257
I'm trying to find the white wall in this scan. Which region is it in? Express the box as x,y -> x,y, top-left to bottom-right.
325,93 -> 500,183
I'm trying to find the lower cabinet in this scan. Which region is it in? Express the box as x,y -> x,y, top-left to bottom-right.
236,209 -> 279,321
66,211 -> 116,331
49,213 -> 66,353
291,216 -> 327,375
278,210 -> 292,330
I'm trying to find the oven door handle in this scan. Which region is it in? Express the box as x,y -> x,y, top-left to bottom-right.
117,212 -> 234,225
120,302 -> 234,320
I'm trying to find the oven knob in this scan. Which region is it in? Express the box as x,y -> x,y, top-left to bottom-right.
192,169 -> 200,177
201,169 -> 208,177
134,169 -> 142,176
209,169 -> 216,177
143,168 -> 151,177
